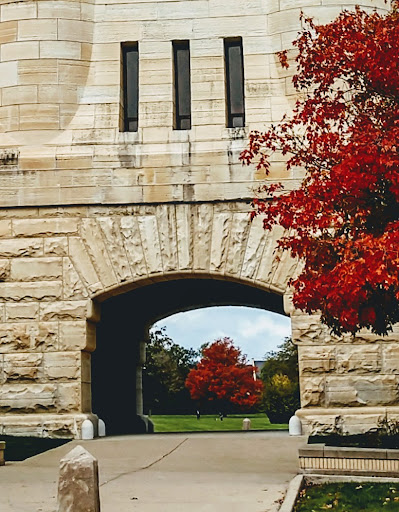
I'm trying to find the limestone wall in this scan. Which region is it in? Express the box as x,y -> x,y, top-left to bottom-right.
0,0 -> 387,207
0,0 -> 395,438
293,311 -> 399,435
0,202 -> 298,437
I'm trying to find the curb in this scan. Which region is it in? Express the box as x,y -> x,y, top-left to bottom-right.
279,474 -> 304,512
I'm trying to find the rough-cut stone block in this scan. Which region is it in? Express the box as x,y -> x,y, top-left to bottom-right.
68,238 -> 102,294
5,303 -> 39,322
40,301 -> 88,322
10,258 -> 62,281
43,352 -> 80,381
0,383 -> 57,413
57,446 -> 100,512
56,383 -> 81,413
382,345 -> 399,374
301,376 -> 325,407
0,321 -> 57,352
335,345 -> 381,374
59,321 -> 89,351
325,376 -> 399,407
3,353 -> 43,382
13,219 -> 79,237
0,239 -> 42,258
44,238 -> 68,257
299,346 -> 336,374
63,258 -> 89,300
0,282 -> 62,301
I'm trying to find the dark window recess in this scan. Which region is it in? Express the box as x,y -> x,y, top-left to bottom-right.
173,41 -> 191,130
122,43 -> 139,132
225,39 -> 245,128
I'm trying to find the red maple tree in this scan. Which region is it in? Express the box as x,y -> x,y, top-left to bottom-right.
185,338 -> 263,411
241,4 -> 399,335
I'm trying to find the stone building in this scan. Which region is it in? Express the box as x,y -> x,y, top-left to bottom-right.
0,0 -> 396,438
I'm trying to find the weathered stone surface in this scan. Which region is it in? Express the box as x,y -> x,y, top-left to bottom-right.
59,321 -> 89,351
5,303 -> 39,321
56,383 -> 81,412
137,215 -> 163,274
43,237 -> 69,256
0,239 -> 43,258
68,238 -> 102,294
57,445 -> 100,512
193,203 -> 213,271
0,259 -> 10,280
40,301 -> 88,321
157,204 -> 179,272
210,212 -> 232,272
120,216 -> 148,277
81,218 -> 117,288
382,345 -> 399,374
0,383 -> 57,413
43,352 -> 80,380
299,346 -> 335,374
63,258 -> 89,300
335,345 -> 381,374
0,282 -> 62,301
98,217 -> 132,282
241,216 -> 266,280
301,376 -> 325,408
0,322 -> 58,352
175,204 -> 193,271
3,353 -> 43,381
224,211 -> 251,276
10,257 -> 62,281
13,219 -> 79,237
325,376 -> 399,407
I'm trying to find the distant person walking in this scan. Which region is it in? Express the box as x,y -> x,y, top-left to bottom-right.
196,410 -> 201,420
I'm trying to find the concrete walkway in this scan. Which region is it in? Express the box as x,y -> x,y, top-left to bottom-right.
0,431 -> 305,512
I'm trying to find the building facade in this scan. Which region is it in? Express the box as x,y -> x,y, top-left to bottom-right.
0,0 -> 396,438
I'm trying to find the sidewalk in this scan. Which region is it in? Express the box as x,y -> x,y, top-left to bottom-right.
0,431 -> 304,512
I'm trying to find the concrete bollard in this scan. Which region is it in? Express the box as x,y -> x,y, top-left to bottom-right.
242,418 -> 251,431
57,445 -> 100,512
82,419 -> 94,440
98,419 -> 106,437
289,415 -> 302,436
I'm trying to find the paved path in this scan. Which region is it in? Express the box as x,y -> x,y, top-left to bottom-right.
0,431 -> 305,512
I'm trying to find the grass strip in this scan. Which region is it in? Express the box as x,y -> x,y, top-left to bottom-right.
294,482 -> 399,511
150,413 -> 288,432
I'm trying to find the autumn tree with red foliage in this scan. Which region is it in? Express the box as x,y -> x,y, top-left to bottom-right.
241,3 -> 399,335
185,338 -> 263,412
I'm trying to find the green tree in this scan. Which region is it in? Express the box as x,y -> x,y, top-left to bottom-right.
261,338 -> 300,423
143,327 -> 199,414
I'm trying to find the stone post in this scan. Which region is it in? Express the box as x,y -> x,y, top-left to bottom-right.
136,333 -> 147,417
57,445 -> 100,512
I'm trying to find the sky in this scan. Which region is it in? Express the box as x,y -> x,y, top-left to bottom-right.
151,306 -> 291,361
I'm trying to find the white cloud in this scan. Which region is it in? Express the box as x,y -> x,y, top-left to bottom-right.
151,306 -> 291,361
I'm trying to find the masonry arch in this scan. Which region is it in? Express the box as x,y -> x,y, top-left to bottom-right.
91,274 -> 291,435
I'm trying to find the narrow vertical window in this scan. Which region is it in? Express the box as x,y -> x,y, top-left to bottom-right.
173,40 -> 191,130
122,43 -> 139,132
224,38 -> 245,128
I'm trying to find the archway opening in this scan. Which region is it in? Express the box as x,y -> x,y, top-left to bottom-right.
91,277 -> 289,435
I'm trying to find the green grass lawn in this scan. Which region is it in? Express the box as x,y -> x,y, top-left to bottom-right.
150,413 -> 287,432
295,482 -> 399,511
